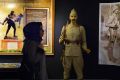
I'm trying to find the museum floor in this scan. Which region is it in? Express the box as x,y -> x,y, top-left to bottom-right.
0,56 -> 117,79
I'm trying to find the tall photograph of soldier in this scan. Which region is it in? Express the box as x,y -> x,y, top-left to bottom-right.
59,8 -> 91,80
99,3 -> 120,65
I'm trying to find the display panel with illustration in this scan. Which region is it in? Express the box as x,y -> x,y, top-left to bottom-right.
25,8 -> 53,54
99,2 -> 120,66
0,0 -> 54,56
0,0 -> 54,68
0,2 -> 24,55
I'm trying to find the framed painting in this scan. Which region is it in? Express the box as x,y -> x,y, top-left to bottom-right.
0,0 -> 54,56
0,0 -> 54,68
0,1 -> 24,55
25,8 -> 54,55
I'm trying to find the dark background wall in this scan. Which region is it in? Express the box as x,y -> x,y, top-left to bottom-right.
0,0 -> 120,79
48,0 -> 120,79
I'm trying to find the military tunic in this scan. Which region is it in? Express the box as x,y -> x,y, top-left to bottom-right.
59,24 -> 88,80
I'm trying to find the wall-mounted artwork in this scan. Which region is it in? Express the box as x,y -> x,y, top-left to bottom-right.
25,8 -> 54,55
25,8 -> 48,47
0,0 -> 54,56
0,0 -> 54,68
0,1 -> 24,55
99,2 -> 120,66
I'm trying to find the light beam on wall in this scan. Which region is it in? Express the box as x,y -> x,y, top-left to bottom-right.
7,3 -> 16,9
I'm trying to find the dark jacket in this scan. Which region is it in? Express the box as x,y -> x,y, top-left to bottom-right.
20,22 -> 47,80
22,39 -> 44,68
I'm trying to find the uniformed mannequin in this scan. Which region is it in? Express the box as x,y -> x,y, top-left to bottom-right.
105,5 -> 120,62
59,9 -> 91,80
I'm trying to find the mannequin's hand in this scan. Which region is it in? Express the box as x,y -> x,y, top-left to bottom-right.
84,48 -> 91,54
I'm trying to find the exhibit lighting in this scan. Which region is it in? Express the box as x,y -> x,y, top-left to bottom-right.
7,3 -> 16,9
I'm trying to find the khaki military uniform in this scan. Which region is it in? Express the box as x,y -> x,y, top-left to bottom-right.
59,24 -> 88,80
105,13 -> 119,43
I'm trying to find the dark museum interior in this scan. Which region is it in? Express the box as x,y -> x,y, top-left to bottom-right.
0,0 -> 120,80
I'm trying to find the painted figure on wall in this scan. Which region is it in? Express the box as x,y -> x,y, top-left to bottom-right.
2,11 -> 17,39
15,13 -> 23,28
59,8 -> 91,80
